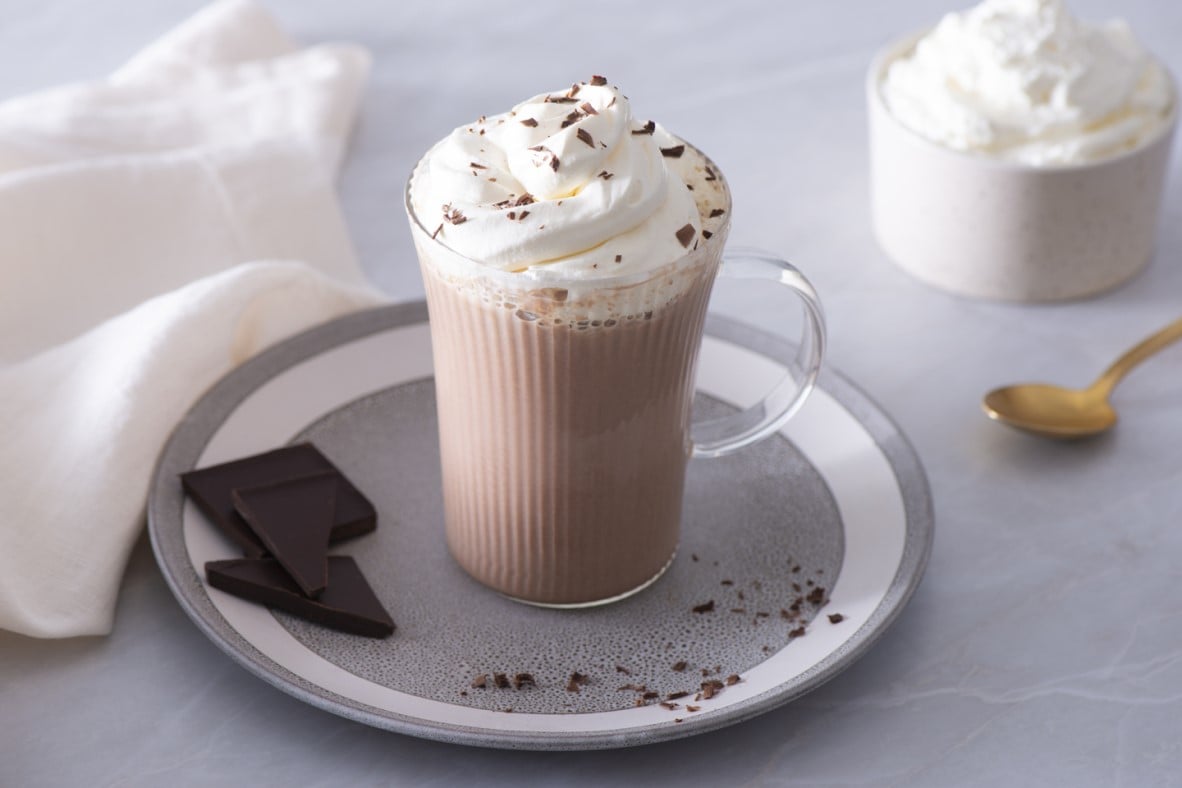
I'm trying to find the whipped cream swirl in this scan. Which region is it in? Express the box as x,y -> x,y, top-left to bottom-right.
409,78 -> 706,277
881,0 -> 1173,165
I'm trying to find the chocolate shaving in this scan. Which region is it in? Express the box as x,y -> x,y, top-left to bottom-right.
527,146 -> 560,173
590,75 -> 607,86
615,665 -> 632,675
576,128 -> 595,148
632,120 -> 656,135
566,671 -> 590,693
692,600 -> 715,614
493,673 -> 510,689
471,674 -> 488,689
704,165 -> 717,181
702,230 -> 714,239
567,83 -> 581,98
513,673 -> 536,689
828,613 -> 845,624
598,170 -> 614,180
560,110 -> 582,129
700,680 -> 724,700
789,626 -> 806,639
660,702 -> 679,711
519,118 -> 539,127
708,208 -> 726,218
675,224 -> 696,248
667,691 -> 690,700
671,661 -> 688,672
431,223 -> 443,240
469,162 -> 488,170
642,691 -> 660,701
660,144 -> 686,158
721,579 -> 734,586
614,254 -> 622,263
807,586 -> 827,605
686,705 -> 701,713
544,95 -> 577,104
579,101 -> 598,115
725,674 -> 741,686
441,204 -> 467,226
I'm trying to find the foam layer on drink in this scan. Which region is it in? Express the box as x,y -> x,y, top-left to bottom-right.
407,76 -> 729,323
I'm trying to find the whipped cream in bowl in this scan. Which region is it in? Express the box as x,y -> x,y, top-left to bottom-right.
868,0 -> 1176,301
880,0 -> 1174,166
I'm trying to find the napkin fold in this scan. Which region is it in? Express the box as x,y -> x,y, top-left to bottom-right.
0,0 -> 387,638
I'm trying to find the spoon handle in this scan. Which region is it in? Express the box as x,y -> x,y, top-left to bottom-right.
1096,316 -> 1182,395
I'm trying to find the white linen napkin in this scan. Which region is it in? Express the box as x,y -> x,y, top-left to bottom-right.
0,0 -> 387,638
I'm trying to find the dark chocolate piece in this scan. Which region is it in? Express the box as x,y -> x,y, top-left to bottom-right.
205,557 -> 394,638
232,472 -> 336,597
180,444 -> 376,557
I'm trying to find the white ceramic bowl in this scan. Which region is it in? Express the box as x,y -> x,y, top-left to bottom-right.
868,34 -> 1177,302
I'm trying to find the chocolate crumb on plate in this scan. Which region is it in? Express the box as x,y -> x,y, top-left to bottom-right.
686,705 -> 701,713
700,680 -> 724,700
513,673 -> 536,689
566,671 -> 590,693
660,702 -> 679,711
615,665 -> 631,675
493,673 -> 510,689
692,600 -> 715,614
667,691 -> 690,700
828,613 -> 845,624
671,661 -> 688,672
789,626 -> 807,639
726,674 -> 741,686
471,674 -> 488,689
808,586 -> 827,605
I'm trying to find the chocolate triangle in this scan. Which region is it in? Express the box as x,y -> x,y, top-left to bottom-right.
232,472 -> 336,597
180,443 -> 376,557
205,557 -> 394,638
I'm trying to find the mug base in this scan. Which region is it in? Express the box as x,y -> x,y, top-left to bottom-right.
497,551 -> 676,610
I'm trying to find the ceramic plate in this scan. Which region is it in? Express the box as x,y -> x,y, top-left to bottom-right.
148,302 -> 932,750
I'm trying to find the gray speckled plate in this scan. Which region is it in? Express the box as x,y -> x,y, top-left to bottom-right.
148,302 -> 933,750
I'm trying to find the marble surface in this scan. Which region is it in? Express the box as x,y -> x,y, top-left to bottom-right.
2,1 -> 1181,785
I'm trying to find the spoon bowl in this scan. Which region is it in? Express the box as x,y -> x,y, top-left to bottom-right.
983,384 -> 1117,439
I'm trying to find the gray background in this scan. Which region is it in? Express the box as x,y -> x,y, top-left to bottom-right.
2,0 -> 1180,785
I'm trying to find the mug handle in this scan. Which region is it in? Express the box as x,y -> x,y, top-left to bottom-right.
690,248 -> 826,459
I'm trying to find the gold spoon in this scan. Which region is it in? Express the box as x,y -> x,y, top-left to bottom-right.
983,316 -> 1182,439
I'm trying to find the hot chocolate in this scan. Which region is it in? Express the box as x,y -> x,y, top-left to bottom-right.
407,76 -> 820,606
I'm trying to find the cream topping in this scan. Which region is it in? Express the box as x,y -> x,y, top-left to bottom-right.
409,77 -> 713,278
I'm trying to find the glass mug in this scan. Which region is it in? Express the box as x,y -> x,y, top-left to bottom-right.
406,145 -> 825,607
